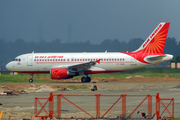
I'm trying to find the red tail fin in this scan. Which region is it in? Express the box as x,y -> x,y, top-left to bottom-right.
123,22 -> 170,64
135,22 -> 170,54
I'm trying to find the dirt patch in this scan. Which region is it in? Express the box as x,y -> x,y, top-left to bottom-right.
93,76 -> 179,82
0,83 -> 90,93
2,84 -> 31,91
35,85 -> 55,92
0,87 -> 4,93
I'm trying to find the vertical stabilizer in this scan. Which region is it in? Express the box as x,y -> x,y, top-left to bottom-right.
135,22 -> 170,54
123,22 -> 170,64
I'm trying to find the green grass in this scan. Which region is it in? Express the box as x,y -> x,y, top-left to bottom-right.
171,118 -> 180,120
80,86 -> 89,89
1,68 -> 180,82
67,85 -> 89,90
67,85 -> 77,90
0,73 -> 52,82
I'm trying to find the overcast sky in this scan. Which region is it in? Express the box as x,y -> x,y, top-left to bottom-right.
0,0 -> 180,44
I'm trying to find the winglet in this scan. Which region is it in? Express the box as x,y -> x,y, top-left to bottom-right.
96,59 -> 101,64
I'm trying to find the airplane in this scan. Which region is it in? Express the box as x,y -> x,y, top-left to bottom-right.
6,22 -> 173,83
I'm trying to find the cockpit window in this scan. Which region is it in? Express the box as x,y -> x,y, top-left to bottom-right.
14,58 -> 21,61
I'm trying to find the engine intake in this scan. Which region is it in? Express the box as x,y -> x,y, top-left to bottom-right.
50,68 -> 74,79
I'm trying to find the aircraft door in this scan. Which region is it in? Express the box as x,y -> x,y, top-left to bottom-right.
131,54 -> 137,65
27,55 -> 33,66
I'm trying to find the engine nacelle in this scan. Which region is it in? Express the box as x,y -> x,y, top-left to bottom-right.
50,68 -> 74,79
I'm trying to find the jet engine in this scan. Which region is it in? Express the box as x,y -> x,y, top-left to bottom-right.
50,68 -> 74,79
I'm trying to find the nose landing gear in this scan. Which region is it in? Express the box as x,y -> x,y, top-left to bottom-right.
29,73 -> 34,83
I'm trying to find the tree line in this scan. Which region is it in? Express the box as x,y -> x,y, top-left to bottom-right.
0,37 -> 179,70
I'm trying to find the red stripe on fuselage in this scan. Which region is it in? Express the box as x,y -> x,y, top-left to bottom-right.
14,70 -> 125,74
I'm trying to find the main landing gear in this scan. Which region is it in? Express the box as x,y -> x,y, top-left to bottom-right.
29,73 -> 34,83
81,75 -> 91,83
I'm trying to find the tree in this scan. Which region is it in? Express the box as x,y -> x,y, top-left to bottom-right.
171,56 -> 180,62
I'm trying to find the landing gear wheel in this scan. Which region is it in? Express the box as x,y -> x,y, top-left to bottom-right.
87,77 -> 91,82
29,79 -> 33,83
81,77 -> 87,83
29,73 -> 34,83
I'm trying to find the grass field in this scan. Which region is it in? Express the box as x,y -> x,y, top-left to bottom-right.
0,68 -> 180,82
171,118 -> 180,120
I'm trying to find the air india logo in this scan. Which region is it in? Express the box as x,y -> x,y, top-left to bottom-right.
123,22 -> 170,64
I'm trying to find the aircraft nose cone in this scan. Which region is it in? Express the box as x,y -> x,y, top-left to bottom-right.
6,62 -> 11,71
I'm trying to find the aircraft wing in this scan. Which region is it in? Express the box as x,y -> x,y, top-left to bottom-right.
51,59 -> 101,72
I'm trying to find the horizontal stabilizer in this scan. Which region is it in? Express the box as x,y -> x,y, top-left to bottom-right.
145,55 -> 166,62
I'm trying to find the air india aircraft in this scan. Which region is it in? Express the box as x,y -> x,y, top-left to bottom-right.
6,22 -> 173,83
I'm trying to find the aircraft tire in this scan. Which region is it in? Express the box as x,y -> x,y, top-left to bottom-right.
87,77 -> 91,82
29,79 -> 33,83
81,77 -> 87,83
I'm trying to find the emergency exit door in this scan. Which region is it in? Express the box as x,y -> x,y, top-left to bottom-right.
27,55 -> 33,66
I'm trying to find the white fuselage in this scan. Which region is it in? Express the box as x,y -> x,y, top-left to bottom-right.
6,52 -> 173,74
